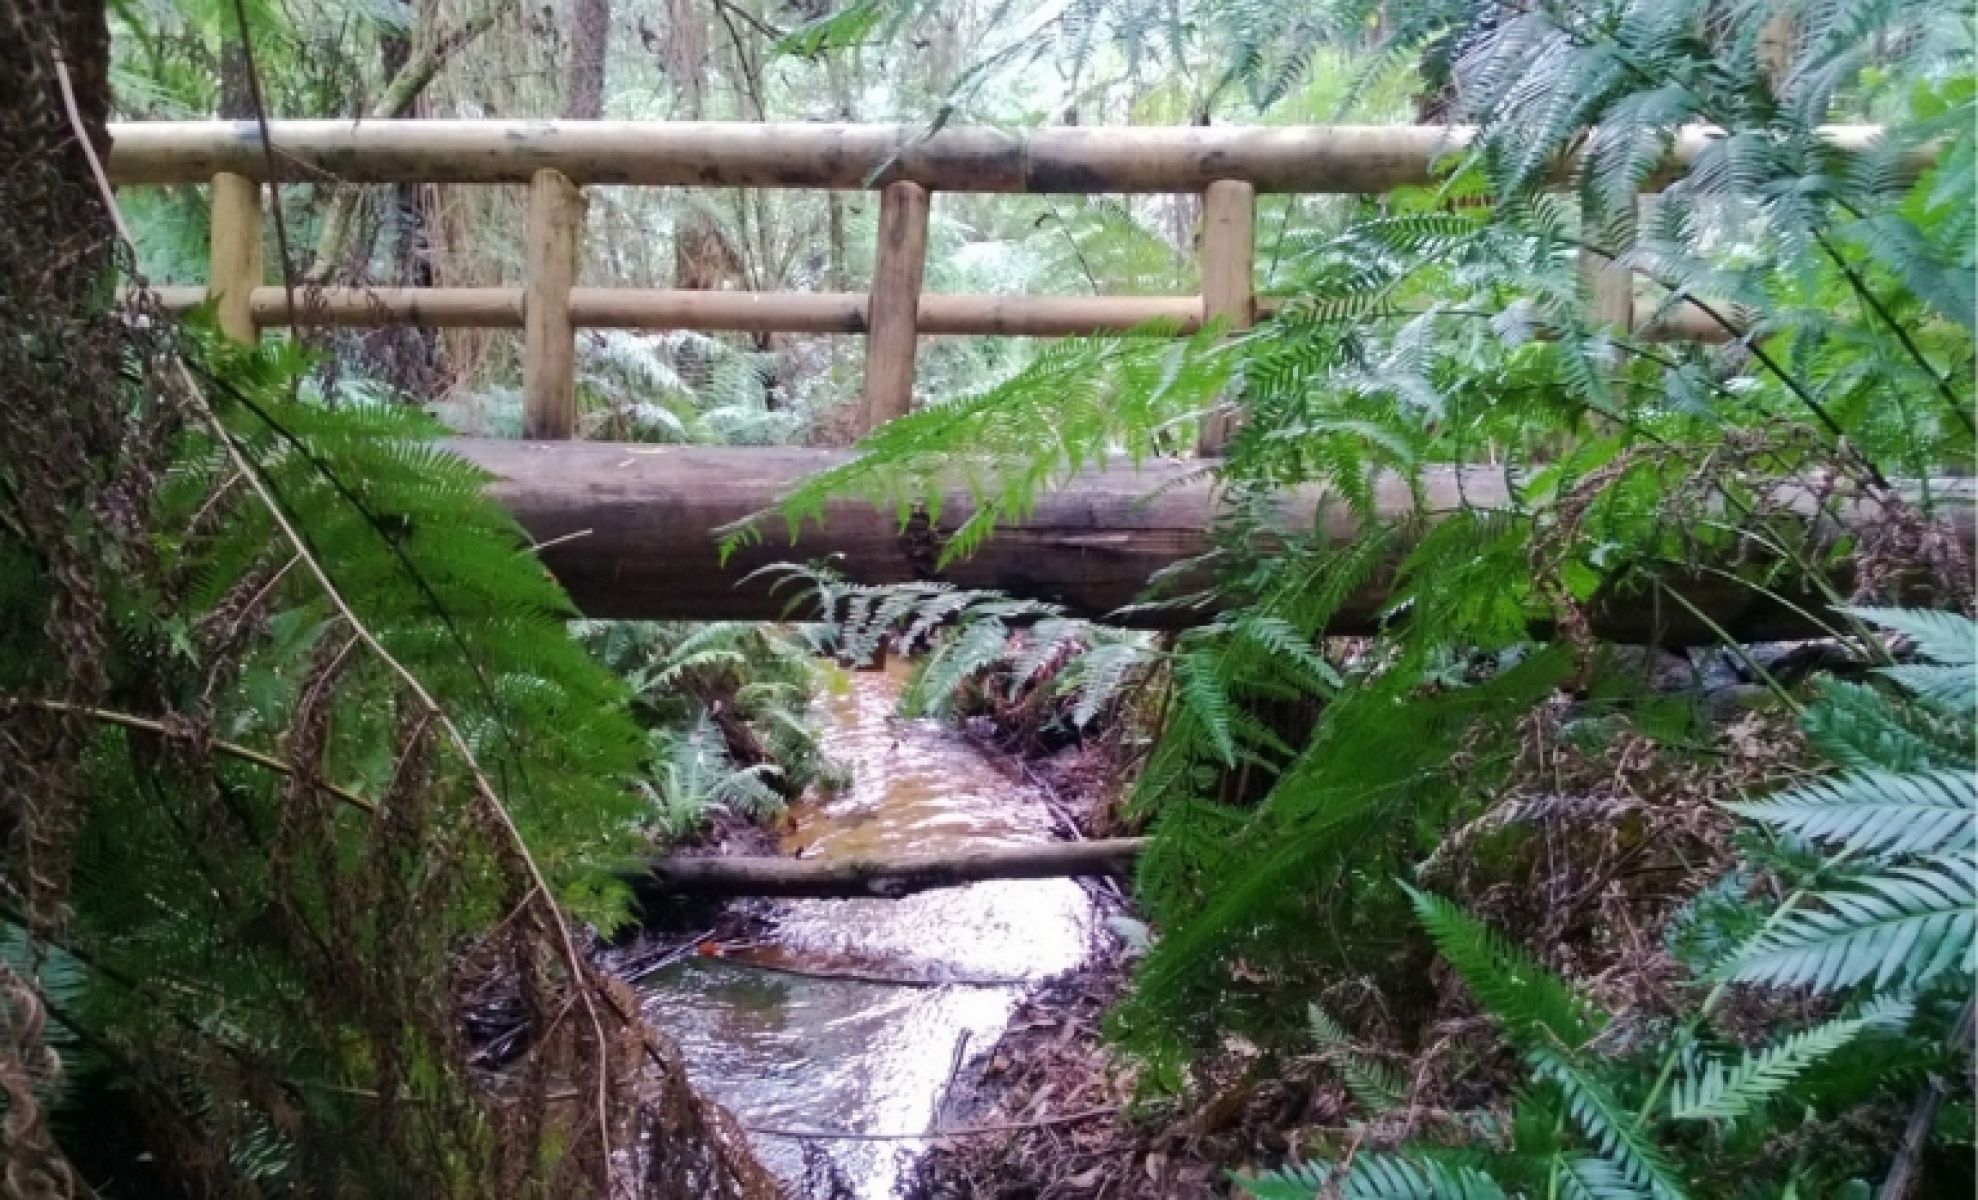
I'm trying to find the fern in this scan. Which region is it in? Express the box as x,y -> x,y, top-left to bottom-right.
1726,769 -> 1976,857
1238,1153 -> 1510,1199
1729,855 -> 1976,992
1800,677 -> 1975,772
1309,1004 -> 1410,1115
1667,997 -> 1912,1121
1526,1050 -> 1689,1200
1406,887 -> 1607,1053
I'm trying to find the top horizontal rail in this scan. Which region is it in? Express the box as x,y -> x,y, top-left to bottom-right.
105,120 -> 1893,192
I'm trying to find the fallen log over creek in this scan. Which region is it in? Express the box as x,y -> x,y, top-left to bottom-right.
448,439 -> 1973,643
630,838 -> 1149,901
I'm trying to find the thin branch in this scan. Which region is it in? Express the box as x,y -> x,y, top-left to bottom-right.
8,698 -> 376,814
1810,226 -> 1974,435
710,0 -> 786,43
746,1105 -> 1117,1142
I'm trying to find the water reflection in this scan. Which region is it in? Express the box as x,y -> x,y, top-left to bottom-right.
638,666 -> 1097,1197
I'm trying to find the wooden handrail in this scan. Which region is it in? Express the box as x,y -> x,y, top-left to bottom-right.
104,120 -> 1899,191
126,118 -> 1872,443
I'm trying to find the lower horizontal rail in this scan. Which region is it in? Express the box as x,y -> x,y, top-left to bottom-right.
150,286 -> 1202,336
147,285 -> 1727,341
447,440 -> 1969,642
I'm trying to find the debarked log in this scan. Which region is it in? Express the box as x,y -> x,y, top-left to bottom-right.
447,439 -> 1974,644
106,120 -> 1903,193
631,838 -> 1149,901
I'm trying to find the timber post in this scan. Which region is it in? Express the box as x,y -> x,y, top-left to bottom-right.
207,172 -> 263,342
523,168 -> 585,440
1579,229 -> 1635,334
1196,178 -> 1256,455
857,180 -> 931,433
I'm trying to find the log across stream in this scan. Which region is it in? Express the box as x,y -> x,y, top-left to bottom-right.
634,664 -> 1111,1197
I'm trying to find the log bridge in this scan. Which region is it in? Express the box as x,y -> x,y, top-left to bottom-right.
111,119 -> 1956,643
110,119 -> 1967,896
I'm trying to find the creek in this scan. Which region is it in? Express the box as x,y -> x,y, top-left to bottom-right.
636,664 -> 1104,1197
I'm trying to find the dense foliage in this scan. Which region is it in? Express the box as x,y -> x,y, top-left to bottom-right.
8,0 -> 1972,1194
1243,608 -> 1973,1198
773,0 -> 1974,1193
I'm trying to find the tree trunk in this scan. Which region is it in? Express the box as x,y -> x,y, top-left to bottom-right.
378,28 -> 443,392
631,838 -> 1149,902
218,41 -> 253,119
565,0 -> 609,120
302,10 -> 499,283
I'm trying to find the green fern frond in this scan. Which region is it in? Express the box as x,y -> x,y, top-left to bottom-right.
1838,607 -> 1977,668
1528,1049 -> 1690,1200
1175,648 -> 1240,767
1801,678 -> 1975,773
1667,997 -> 1911,1121
1309,1004 -> 1410,1115
1725,769 -> 1976,858
1238,1152 -> 1509,1199
1730,855 -> 1977,993
1406,887 -> 1607,1053
1875,663 -> 1976,713
1068,638 -> 1153,728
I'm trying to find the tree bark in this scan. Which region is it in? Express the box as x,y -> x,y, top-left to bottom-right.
631,838 -> 1148,901
565,0 -> 610,120
442,439 -> 1974,643
302,10 -> 499,283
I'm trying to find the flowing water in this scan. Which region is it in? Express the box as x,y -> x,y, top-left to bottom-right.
636,665 -> 1102,1196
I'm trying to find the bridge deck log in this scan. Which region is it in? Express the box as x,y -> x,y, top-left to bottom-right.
449,439 -> 1970,643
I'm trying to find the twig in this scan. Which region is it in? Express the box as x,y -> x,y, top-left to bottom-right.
935,1030 -> 971,1134
1810,226 -> 1973,435
745,1105 -> 1117,1141
704,955 -> 1029,989
527,527 -> 594,553
1876,997 -> 1975,1200
10,697 -> 374,814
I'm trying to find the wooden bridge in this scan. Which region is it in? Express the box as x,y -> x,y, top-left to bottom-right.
110,120 -> 1960,640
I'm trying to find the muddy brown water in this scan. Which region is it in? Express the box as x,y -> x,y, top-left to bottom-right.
636,665 -> 1103,1196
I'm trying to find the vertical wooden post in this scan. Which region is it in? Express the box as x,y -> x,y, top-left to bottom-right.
208,172 -> 263,342
857,180 -> 931,433
1196,179 -> 1255,456
524,168 -> 585,440
1579,202 -> 1635,334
